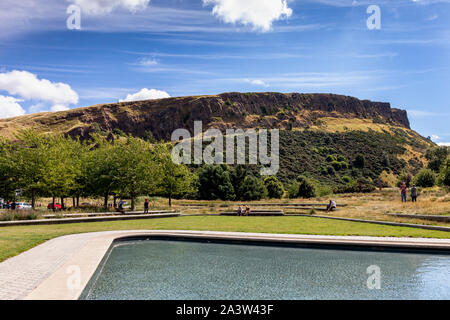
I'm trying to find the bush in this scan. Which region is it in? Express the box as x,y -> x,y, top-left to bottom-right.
297,176 -> 316,198
425,146 -> 449,172
240,176 -> 267,201
353,154 -> 365,168
197,165 -> 235,200
264,176 -> 285,199
438,158 -> 450,187
396,172 -> 413,188
414,168 -> 436,188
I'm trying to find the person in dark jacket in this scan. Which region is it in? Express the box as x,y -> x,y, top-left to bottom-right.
144,198 -> 149,214
411,185 -> 418,202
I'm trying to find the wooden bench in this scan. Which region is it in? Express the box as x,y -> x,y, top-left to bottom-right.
220,210 -> 284,216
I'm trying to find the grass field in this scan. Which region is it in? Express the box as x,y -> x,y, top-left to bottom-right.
1,215 -> 450,263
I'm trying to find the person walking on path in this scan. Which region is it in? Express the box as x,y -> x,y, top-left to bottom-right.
411,185 -> 418,203
144,198 -> 149,214
400,182 -> 408,203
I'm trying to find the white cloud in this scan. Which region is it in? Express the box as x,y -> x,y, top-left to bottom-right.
431,134 -> 440,141
0,70 -> 79,107
244,79 -> 269,87
438,142 -> 450,146
203,0 -> 292,31
70,0 -> 150,15
51,105 -> 71,112
0,95 -> 26,119
120,88 -> 170,102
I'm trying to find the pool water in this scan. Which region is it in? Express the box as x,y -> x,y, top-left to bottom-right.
80,240 -> 450,300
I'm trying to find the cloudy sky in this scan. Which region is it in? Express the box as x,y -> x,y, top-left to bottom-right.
0,0 -> 449,144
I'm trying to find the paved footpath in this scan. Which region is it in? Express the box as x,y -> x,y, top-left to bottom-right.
0,231 -> 119,300
0,231 -> 449,300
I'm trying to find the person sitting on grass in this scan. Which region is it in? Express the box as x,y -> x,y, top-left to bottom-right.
326,200 -> 337,212
237,206 -> 243,216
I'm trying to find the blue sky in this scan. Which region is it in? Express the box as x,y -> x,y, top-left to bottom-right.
0,0 -> 449,144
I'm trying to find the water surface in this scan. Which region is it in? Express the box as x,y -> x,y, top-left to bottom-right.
81,240 -> 450,300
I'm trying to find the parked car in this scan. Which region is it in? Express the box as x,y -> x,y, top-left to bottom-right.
16,202 -> 32,210
47,203 -> 62,210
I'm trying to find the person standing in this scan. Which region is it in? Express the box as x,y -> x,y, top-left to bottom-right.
400,182 -> 407,203
144,198 -> 149,214
411,185 -> 418,203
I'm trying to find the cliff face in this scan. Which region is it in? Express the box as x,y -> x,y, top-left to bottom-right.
0,92 -> 410,140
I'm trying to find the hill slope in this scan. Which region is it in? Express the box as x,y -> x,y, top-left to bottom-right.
0,92 -> 434,187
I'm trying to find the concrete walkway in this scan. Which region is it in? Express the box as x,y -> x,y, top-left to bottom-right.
0,230 -> 449,300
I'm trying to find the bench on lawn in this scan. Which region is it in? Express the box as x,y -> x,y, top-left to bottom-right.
220,210 -> 284,216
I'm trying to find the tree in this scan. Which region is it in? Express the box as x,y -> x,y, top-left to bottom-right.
413,168 -> 436,188
288,176 -> 316,199
82,135 -> 120,209
396,171 -> 413,188
155,144 -> 196,207
41,134 -> 81,209
240,175 -> 267,201
438,158 -> 450,187
353,154 -> 365,168
264,176 -> 284,199
0,138 -> 16,202
197,165 -> 235,200
112,136 -> 160,210
425,146 -> 449,172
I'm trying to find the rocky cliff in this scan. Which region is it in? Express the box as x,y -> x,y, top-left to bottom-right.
0,92 -> 410,140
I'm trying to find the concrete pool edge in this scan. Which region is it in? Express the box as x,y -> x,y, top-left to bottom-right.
12,230 -> 450,300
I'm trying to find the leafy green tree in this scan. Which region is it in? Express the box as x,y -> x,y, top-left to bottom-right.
353,154 -> 365,168
0,138 -> 16,202
240,175 -> 267,201
288,176 -> 316,199
154,144 -> 196,207
197,165 -> 235,200
42,134 -> 82,209
297,175 -> 316,198
264,176 -> 284,199
396,171 -> 413,188
438,158 -> 450,187
413,168 -> 436,188
425,146 -> 449,172
112,136 -> 160,210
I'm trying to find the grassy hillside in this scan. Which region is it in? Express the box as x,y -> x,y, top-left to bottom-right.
0,92 -> 434,190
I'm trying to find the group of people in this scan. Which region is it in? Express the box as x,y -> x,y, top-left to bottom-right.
236,205 -> 251,216
0,200 -> 15,210
399,182 -> 418,203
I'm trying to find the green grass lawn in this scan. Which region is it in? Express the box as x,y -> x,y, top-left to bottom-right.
0,215 -> 449,263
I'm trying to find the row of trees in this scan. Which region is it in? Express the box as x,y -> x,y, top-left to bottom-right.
0,130 -> 195,209
1,131 -> 448,208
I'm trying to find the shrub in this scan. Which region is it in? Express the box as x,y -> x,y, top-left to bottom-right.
240,176 -> 267,201
425,146 -> 449,172
197,165 -> 235,200
396,171 -> 413,188
297,176 -> 316,198
353,154 -> 365,168
438,158 -> 450,187
414,168 -> 436,188
264,176 -> 285,199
